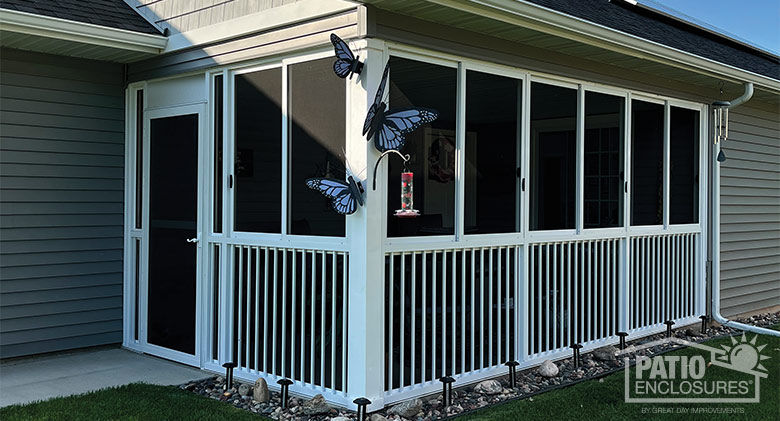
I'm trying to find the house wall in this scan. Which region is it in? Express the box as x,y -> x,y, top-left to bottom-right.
0,48 -> 125,358
719,107 -> 780,317
126,0 -> 302,35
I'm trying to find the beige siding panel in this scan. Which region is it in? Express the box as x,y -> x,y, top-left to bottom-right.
720,264 -> 779,284
720,107 -> 780,317
721,280 -> 780,301
721,293 -> 780,313
721,177 -> 780,189
721,230 -> 780,243
133,0 -> 301,34
128,10 -> 358,81
721,167 -> 780,182
720,255 -> 780,271
724,298 -> 780,318
719,271 -> 779,289
721,238 -> 780,252
716,212 -> 780,224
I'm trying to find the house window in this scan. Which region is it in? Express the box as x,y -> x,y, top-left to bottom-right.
584,91 -> 624,229
464,70 -> 521,234
631,99 -> 664,226
233,67 -> 283,233
530,82 -> 577,231
670,106 -> 699,224
288,58 -> 346,236
387,56 -> 457,237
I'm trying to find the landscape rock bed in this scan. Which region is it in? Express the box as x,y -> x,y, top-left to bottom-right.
181,312 -> 778,420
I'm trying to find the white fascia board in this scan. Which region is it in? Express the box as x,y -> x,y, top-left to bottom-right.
0,8 -> 167,54
422,0 -> 780,94
162,0 -> 358,54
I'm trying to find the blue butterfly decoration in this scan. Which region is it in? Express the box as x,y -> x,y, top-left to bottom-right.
331,34 -> 364,79
363,63 -> 439,152
305,175 -> 365,215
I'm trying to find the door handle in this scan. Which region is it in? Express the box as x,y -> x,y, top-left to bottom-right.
186,237 -> 199,243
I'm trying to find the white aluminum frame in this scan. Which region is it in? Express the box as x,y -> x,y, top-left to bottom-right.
121,35 -> 711,409
377,42 -> 709,402
122,95 -> 207,367
378,42 -> 707,245
200,47 -> 362,408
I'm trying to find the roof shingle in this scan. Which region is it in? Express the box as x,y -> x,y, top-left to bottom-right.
0,0 -> 161,35
526,0 -> 779,81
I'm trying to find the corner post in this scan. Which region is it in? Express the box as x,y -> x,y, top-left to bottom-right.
346,38 -> 386,412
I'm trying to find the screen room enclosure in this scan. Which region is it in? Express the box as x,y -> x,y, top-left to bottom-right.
123,38 -> 708,410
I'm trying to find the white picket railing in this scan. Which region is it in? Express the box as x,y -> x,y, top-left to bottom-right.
206,232 -> 699,405
383,231 -> 701,401
384,247 -> 519,397
629,233 -> 699,331
219,243 -> 349,398
527,238 -> 621,358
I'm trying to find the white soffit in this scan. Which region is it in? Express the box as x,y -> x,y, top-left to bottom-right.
0,8 -> 167,62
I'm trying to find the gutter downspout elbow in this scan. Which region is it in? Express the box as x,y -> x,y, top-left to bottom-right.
711,81 -> 778,337
727,82 -> 754,109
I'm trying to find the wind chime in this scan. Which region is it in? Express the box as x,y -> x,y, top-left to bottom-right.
372,149 -> 420,218
712,100 -> 730,162
712,81 -> 730,163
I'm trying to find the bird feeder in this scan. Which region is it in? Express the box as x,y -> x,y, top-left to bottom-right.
372,149 -> 420,218
395,171 -> 419,218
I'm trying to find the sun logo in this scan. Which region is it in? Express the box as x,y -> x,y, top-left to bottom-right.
716,332 -> 771,373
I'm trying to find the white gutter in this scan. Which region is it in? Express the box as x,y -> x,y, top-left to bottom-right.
711,83 -> 779,338
0,8 -> 167,53
415,0 -> 780,94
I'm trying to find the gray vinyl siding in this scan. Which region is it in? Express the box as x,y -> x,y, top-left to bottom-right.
128,0 -> 302,35
0,48 -> 125,359
719,106 -> 780,317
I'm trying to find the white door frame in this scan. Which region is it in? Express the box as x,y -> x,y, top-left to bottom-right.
133,103 -> 207,367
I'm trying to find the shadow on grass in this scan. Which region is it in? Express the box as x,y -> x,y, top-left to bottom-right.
0,383 -> 264,421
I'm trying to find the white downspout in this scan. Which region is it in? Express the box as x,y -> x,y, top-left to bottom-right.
726,82 -> 753,108
711,83 -> 779,337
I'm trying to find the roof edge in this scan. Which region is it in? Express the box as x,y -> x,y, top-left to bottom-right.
626,0 -> 780,61
0,8 -> 167,54
422,0 -> 780,93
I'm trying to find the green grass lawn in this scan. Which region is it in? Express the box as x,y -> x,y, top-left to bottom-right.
460,326 -> 780,421
3,327 -> 777,421
0,383 -> 262,421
